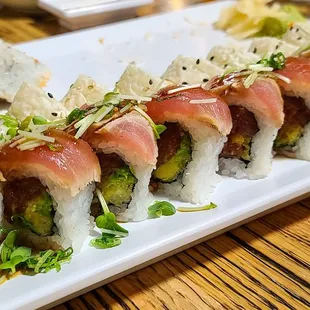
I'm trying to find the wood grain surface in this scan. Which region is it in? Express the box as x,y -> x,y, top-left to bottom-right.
0,1 -> 309,309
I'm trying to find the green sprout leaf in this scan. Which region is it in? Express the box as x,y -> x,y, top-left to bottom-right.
90,234 -> 121,249
177,202 -> 217,212
148,201 -> 176,219
66,108 -> 86,125
0,230 -> 18,263
155,124 -> 167,135
96,213 -> 129,236
257,52 -> 286,70
32,116 -> 48,125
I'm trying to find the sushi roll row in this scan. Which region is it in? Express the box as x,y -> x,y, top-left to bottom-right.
0,43 -> 309,257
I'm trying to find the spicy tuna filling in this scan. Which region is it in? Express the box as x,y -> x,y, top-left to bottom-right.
152,123 -> 192,183
91,153 -> 137,217
274,96 -> 310,149
221,106 -> 259,162
3,178 -> 54,237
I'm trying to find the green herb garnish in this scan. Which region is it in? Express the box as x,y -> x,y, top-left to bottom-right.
90,235 -> 121,249
32,116 -> 48,125
257,52 -> 286,70
66,108 -> 86,125
177,202 -> 217,212
148,201 -> 176,218
90,189 -> 129,250
0,229 -> 73,275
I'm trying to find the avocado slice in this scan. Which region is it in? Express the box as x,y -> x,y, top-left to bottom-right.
99,166 -> 137,207
153,133 -> 192,183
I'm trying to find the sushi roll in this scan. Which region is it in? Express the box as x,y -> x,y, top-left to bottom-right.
248,38 -> 297,58
273,56 -> 310,160
0,40 -> 50,103
8,83 -> 68,122
146,85 -> 232,203
66,95 -> 158,222
207,74 -> 284,179
62,75 -> 108,111
207,46 -> 260,71
0,129 -> 101,251
162,55 -> 223,86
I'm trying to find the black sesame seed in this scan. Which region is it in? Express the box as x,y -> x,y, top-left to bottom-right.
48,92 -> 53,98
196,59 -> 200,65
290,26 -> 294,31
203,78 -> 209,83
253,47 -> 257,54
297,37 -> 302,40
182,66 -> 187,70
210,56 -> 214,61
296,28 -> 299,32
149,79 -> 153,85
223,64 -> 228,69
182,82 -> 188,85
51,112 -> 58,117
275,45 -> 279,50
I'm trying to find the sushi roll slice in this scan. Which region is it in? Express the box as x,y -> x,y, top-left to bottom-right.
248,38 -> 297,58
162,55 -> 223,86
207,75 -> 284,179
207,46 -> 260,71
0,129 -> 101,251
8,83 -> 68,122
0,40 -> 50,103
273,56 -> 310,160
146,85 -> 232,203
62,75 -> 108,111
84,111 -> 157,222
66,96 -> 158,222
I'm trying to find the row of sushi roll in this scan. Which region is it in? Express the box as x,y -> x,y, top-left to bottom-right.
0,27 -> 309,273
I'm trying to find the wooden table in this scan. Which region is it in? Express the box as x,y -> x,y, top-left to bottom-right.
1,1 -> 310,309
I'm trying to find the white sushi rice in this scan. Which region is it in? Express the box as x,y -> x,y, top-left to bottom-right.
219,119 -> 278,179
117,165 -> 155,222
160,126 -> 226,204
47,181 -> 95,251
0,40 -> 50,103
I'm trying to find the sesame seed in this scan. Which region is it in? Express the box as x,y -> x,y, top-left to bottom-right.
275,45 -> 279,50
149,79 -> 153,85
210,56 -> 214,61
297,37 -> 302,40
224,64 -> 228,69
182,82 -> 188,85
253,47 -> 257,54
48,93 -> 53,98
296,28 -> 299,32
51,112 -> 58,117
203,78 -> 209,83
182,66 -> 187,70
196,59 -> 200,65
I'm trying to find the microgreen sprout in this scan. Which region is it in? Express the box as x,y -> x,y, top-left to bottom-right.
148,201 -> 176,218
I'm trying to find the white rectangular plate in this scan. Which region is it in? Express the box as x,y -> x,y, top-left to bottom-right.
0,1 -> 309,309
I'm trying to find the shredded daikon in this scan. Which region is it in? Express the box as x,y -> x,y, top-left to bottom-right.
167,84 -> 201,94
18,130 -> 55,143
189,98 -> 217,104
